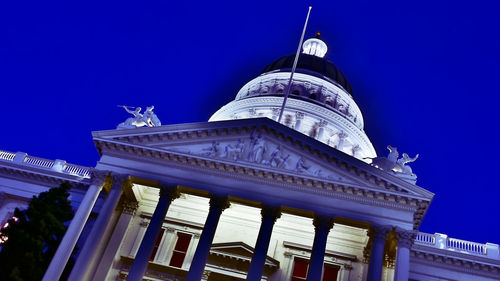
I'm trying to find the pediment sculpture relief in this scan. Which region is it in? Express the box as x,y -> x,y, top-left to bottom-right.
168,131 -> 347,182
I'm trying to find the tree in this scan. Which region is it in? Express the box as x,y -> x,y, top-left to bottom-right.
0,182 -> 74,281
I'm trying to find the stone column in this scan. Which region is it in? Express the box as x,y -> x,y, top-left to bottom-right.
336,131 -> 347,150
42,170 -> 108,281
295,112 -> 304,131
367,225 -> 390,281
92,199 -> 139,280
68,174 -> 130,281
186,195 -> 230,281
246,206 -> 281,281
306,215 -> 334,281
127,185 -> 179,281
317,120 -> 327,141
394,229 -> 416,281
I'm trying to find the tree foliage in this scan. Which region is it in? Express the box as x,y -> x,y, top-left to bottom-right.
0,182 -> 74,281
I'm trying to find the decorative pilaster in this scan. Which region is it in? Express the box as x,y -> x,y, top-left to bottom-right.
186,195 -> 230,281
68,173 -> 131,281
394,229 -> 416,281
129,219 -> 149,257
156,227 -> 176,264
367,225 -> 391,281
127,185 -> 179,281
306,215 -> 335,281
93,198 -> 139,280
246,205 -> 281,281
42,169 -> 109,281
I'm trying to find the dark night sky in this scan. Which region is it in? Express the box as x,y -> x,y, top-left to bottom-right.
1,1 -> 499,244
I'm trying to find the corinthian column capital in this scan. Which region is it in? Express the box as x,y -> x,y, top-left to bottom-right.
89,168 -> 109,187
158,184 -> 180,202
370,224 -> 391,240
208,194 -> 230,212
395,228 -> 417,248
313,215 -> 335,233
260,205 -> 281,223
110,173 -> 132,189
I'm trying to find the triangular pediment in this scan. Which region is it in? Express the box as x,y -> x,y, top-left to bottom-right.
93,118 -> 433,200
210,242 -> 279,268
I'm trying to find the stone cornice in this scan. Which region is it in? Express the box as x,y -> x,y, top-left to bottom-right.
411,244 -> 500,278
92,119 -> 433,229
0,162 -> 91,190
93,119 -> 432,196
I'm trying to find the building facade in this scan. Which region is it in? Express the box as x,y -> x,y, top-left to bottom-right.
1,36 -> 499,281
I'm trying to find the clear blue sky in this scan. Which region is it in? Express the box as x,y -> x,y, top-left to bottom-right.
1,1 -> 499,244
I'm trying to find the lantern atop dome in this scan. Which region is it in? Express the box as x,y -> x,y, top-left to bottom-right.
302,32 -> 328,58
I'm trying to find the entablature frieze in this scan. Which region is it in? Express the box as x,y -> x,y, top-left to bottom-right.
98,141 -> 428,227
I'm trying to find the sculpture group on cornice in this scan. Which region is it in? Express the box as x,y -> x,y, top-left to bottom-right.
117,105 -> 161,130
369,145 -> 419,176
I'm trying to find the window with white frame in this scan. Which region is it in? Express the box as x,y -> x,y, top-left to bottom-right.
169,232 -> 192,268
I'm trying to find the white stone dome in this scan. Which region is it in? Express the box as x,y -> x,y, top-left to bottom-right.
210,36 -> 376,162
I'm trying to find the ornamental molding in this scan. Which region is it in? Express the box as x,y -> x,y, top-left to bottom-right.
234,72 -> 363,127
100,143 -> 427,229
101,141 -> 423,210
122,199 -> 139,215
410,245 -> 500,278
92,119 -> 433,229
210,97 -> 375,157
0,164 -> 90,190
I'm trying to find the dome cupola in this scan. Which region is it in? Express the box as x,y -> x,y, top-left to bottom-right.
302,32 -> 328,58
209,35 -> 376,161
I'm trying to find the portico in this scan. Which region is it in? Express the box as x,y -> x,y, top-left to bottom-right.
52,117 -> 433,280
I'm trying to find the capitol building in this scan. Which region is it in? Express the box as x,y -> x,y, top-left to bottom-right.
1,35 -> 499,281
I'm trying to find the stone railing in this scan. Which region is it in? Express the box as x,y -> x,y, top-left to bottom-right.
415,232 -> 436,246
447,237 -> 487,255
0,150 -> 16,161
0,149 -> 91,179
63,163 -> 91,178
24,155 -> 55,169
414,232 -> 499,260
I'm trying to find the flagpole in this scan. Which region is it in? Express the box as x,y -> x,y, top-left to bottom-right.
277,6 -> 312,124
